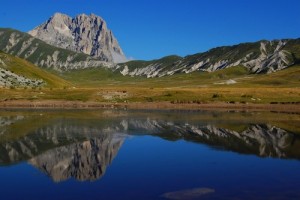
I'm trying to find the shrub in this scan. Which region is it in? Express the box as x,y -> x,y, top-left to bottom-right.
212,93 -> 222,98
241,94 -> 253,98
145,97 -> 154,102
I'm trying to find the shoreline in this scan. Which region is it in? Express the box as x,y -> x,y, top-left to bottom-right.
0,100 -> 300,113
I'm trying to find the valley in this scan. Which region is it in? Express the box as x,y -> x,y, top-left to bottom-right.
0,13 -> 299,109
1,3 -> 300,199
0,61 -> 299,110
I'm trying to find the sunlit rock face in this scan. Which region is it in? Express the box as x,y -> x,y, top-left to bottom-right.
28,13 -> 127,63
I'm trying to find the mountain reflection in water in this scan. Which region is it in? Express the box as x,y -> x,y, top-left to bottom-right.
0,110 -> 299,183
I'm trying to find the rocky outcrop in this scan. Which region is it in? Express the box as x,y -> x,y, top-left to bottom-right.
0,53 -> 44,87
0,67 -> 44,87
29,13 -> 127,63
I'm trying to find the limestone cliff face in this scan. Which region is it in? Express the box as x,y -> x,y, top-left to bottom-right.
29,13 -> 127,63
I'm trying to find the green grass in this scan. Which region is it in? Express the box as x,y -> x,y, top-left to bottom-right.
2,65 -> 299,104
55,64 -> 299,89
51,67 -> 135,86
119,55 -> 182,70
239,65 -> 300,87
55,65 -> 249,87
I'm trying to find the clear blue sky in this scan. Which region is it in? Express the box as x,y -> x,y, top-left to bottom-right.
1,0 -> 300,60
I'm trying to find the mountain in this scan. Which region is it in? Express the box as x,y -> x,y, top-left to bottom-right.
0,28 -> 113,71
28,13 -> 127,63
117,39 -> 300,77
1,27 -> 299,78
0,50 -> 69,87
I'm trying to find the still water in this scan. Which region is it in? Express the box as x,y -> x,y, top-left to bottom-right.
0,109 -> 300,200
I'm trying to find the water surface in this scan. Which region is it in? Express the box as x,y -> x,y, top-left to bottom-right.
0,109 -> 300,200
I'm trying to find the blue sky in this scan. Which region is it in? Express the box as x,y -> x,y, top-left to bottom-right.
1,0 -> 300,60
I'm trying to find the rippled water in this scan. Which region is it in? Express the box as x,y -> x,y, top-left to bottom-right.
0,109 -> 300,200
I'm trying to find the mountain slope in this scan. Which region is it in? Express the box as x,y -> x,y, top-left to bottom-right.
0,51 -> 69,87
1,27 -> 299,78
28,13 -> 127,63
0,28 -> 112,71
117,39 -> 300,77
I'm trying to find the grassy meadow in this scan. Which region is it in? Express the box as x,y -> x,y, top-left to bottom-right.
0,61 -> 299,104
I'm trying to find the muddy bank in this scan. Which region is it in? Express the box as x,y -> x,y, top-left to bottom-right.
0,100 -> 299,113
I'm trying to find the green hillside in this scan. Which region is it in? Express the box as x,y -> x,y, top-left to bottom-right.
118,38 -> 300,76
0,51 -> 70,88
0,28 -> 105,70
57,64 -> 300,88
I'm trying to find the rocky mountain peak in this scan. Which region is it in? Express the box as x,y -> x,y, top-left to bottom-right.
28,13 -> 127,63
52,12 -> 70,20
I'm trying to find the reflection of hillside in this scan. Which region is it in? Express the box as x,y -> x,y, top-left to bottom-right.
179,124 -> 297,158
0,116 -> 25,127
0,120 -> 124,182
1,117 -> 299,163
0,111 -> 300,182
125,119 -> 300,159
0,115 -> 24,135
30,137 -> 123,182
0,121 -> 125,165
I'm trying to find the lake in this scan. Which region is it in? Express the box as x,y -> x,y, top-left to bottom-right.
0,109 -> 300,200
